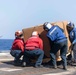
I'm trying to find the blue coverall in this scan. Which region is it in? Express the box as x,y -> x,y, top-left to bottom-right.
69,28 -> 76,62
46,25 -> 67,68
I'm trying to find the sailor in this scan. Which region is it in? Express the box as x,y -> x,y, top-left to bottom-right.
67,22 -> 76,64
10,30 -> 25,66
43,22 -> 68,70
23,31 -> 44,68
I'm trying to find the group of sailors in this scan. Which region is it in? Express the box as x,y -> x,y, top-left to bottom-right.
10,22 -> 76,71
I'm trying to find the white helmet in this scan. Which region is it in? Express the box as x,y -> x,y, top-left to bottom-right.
67,22 -> 74,28
43,22 -> 52,30
32,31 -> 38,36
15,30 -> 23,37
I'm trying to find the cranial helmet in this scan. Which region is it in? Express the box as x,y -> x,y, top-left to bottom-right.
32,31 -> 38,36
66,22 -> 75,33
67,22 -> 74,28
43,22 -> 52,30
15,30 -> 23,37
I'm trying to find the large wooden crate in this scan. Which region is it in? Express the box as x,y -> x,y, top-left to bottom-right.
22,21 -> 71,62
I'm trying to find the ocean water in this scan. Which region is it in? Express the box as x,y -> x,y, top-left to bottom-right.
0,39 -> 14,52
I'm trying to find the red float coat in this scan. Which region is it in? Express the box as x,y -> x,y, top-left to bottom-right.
11,38 -> 25,52
25,36 -> 43,50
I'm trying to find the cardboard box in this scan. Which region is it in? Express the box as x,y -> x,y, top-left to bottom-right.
22,21 -> 71,61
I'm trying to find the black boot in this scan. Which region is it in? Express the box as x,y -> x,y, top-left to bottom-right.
13,59 -> 22,66
53,65 -> 57,69
35,65 -> 43,68
63,66 -> 67,70
22,62 -> 26,67
51,65 -> 57,69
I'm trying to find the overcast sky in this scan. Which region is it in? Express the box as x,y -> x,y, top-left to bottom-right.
0,0 -> 76,39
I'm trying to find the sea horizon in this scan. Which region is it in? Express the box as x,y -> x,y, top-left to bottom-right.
0,39 -> 14,51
